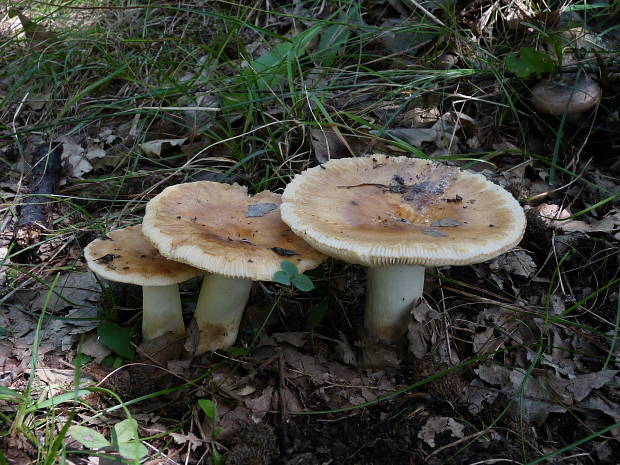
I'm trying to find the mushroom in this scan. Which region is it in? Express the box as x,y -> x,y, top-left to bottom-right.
142,181 -> 326,354
84,225 -> 201,341
280,155 -> 526,344
531,76 -> 601,116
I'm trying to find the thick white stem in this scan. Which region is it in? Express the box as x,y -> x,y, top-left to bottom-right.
142,284 -> 186,340
365,265 -> 425,343
194,274 -> 252,354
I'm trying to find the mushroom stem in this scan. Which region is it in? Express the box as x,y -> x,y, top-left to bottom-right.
141,284 -> 186,340
365,265 -> 425,343
194,274 -> 253,354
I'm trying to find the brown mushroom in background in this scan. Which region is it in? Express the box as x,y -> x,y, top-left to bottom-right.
281,155 -> 526,346
84,225 -> 201,341
531,76 -> 602,116
142,182 -> 326,354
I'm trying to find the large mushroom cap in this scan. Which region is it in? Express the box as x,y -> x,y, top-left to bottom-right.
85,225 -> 201,286
142,182 -> 326,281
280,155 -> 526,267
531,77 -> 601,115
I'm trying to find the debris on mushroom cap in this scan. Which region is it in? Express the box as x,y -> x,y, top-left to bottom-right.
84,225 -> 201,286
531,77 -> 602,115
280,155 -> 526,267
142,182 -> 327,281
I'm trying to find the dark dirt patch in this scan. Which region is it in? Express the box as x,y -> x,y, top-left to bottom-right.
264,399 -> 519,465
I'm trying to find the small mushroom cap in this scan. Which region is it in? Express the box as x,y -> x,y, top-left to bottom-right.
280,155 -> 526,267
84,225 -> 201,286
142,182 -> 326,281
531,77 -> 601,115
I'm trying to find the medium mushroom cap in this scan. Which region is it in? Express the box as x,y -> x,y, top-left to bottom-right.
280,155 -> 526,267
142,182 -> 326,281
84,225 -> 201,285
531,77 -> 601,115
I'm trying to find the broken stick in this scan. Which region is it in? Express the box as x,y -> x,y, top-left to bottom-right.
13,143 -> 63,252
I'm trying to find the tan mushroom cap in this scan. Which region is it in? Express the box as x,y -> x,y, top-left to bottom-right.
531,77 -> 602,115
280,155 -> 526,267
142,182 -> 327,281
85,225 -> 201,286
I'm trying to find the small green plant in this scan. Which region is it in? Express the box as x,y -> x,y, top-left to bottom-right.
199,399 -> 223,465
97,320 -> 135,361
504,47 -> 558,79
0,386 -> 22,402
313,5 -> 360,67
273,260 -> 315,291
68,418 -> 147,461
307,298 -> 328,333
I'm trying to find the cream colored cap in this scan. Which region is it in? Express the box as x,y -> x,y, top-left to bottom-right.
531,77 -> 601,115
280,155 -> 526,267
84,225 -> 201,286
142,182 -> 326,281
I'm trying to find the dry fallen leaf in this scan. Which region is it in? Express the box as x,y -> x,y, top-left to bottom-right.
31,272 -> 100,313
170,432 -> 203,450
470,365 -> 619,423
488,249 -> 537,278
418,416 -> 465,448
140,138 -> 187,157
272,332 -> 308,348
36,368 -> 80,397
310,128 -> 352,163
244,386 -> 274,421
407,299 -> 441,359
26,91 -> 50,110
79,332 -> 111,363
59,136 -> 108,179
246,203 -> 278,218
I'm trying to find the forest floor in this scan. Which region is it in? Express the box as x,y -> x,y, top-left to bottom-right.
0,1 -> 619,464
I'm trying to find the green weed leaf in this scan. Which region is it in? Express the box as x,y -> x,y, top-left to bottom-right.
0,386 -> 22,401
72,353 -> 92,367
273,270 -> 292,285
199,399 -> 217,423
505,47 -> 557,79
246,27 -> 320,91
117,441 -> 148,460
213,444 -> 223,465
292,274 -> 315,292
307,299 -> 328,331
30,389 -> 90,411
249,41 -> 298,90
113,418 -> 137,443
274,261 -> 315,291
68,425 -> 111,449
280,260 -> 299,277
226,346 -> 249,356
253,42 -> 291,70
316,6 -> 360,67
110,419 -> 147,460
97,321 -> 134,359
